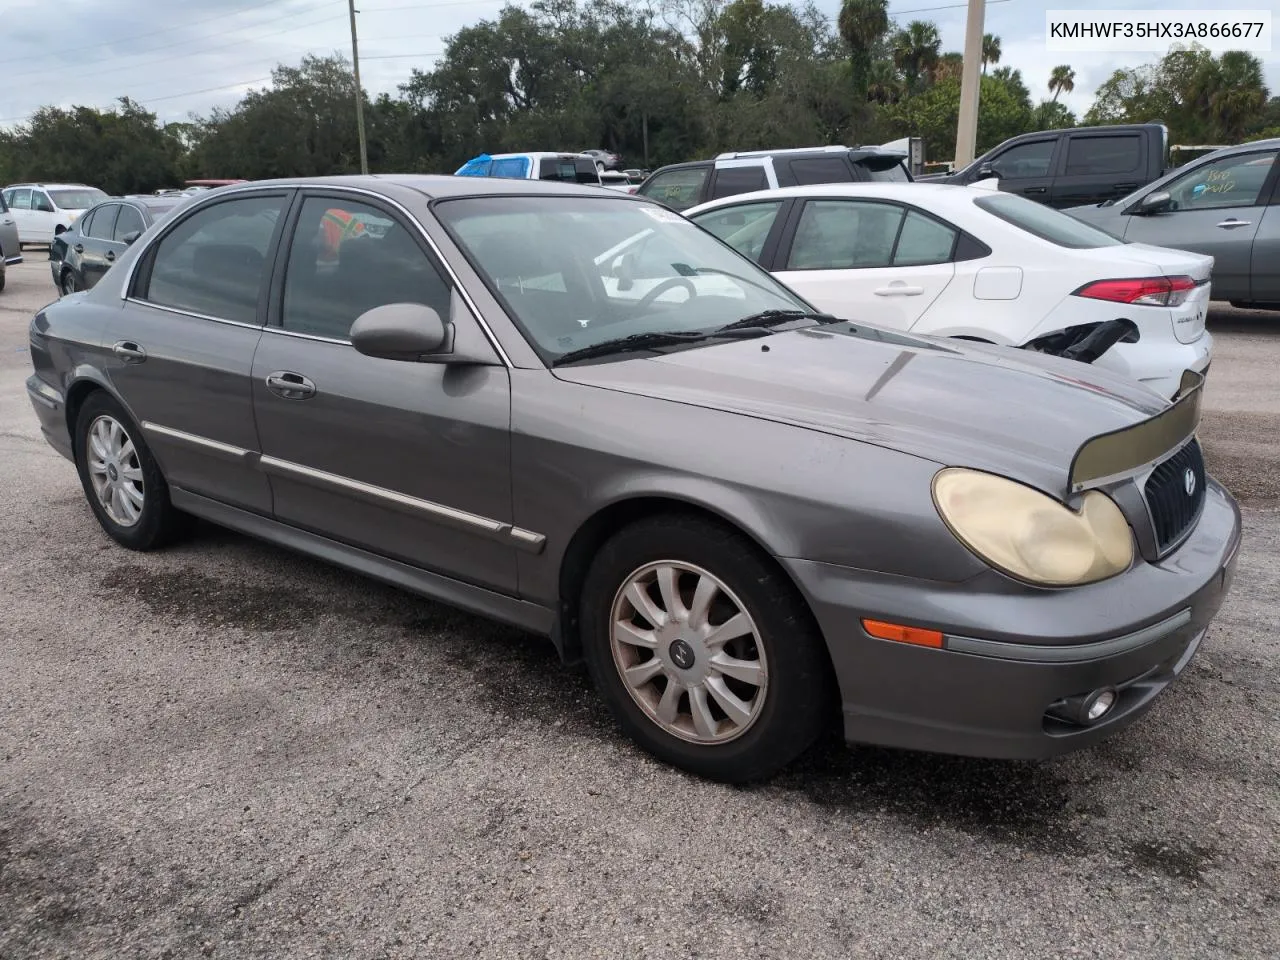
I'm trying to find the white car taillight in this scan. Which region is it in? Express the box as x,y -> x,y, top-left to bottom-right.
1073,276 -> 1197,307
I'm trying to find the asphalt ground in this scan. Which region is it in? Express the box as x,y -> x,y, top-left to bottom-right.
1,256 -> 1277,959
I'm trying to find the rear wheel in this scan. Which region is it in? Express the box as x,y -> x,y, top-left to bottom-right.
73,392 -> 188,550
61,269 -> 79,296
580,514 -> 833,783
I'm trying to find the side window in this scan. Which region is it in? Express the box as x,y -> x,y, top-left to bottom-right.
892,211 -> 958,266
710,164 -> 769,200
1065,135 -> 1141,176
786,200 -> 904,270
11,189 -> 32,211
1164,150 -> 1279,211
85,205 -> 119,241
491,157 -> 530,178
691,201 -> 784,263
0,192 -> 8,214
789,157 -> 854,186
988,140 -> 1055,179
33,191 -> 55,213
114,205 -> 146,242
139,194 -> 285,324
281,196 -> 452,341
637,167 -> 709,212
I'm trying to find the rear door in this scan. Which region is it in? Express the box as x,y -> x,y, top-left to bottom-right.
7,188 -> 34,243
78,202 -> 120,288
108,190 -> 292,514
771,198 -> 955,329
981,137 -> 1059,203
1249,175 -> 1280,303
1121,147 -> 1278,301
1051,132 -> 1147,208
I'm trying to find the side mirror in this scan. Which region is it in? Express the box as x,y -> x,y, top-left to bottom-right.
350,303 -> 454,362
974,163 -> 1001,182
121,230 -> 142,245
1137,190 -> 1172,214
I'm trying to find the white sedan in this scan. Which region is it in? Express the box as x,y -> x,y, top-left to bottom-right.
685,182 -> 1213,399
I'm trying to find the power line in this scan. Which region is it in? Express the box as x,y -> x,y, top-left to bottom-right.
362,51 -> 445,60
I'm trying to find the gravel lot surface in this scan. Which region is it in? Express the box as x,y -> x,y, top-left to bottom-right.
1,257 -> 1277,959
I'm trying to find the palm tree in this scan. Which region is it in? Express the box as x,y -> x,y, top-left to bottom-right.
838,0 -> 891,104
981,33 -> 1001,74
1048,64 -> 1075,102
891,19 -> 941,94
933,51 -> 964,83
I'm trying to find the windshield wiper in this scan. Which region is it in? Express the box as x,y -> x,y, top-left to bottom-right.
715,308 -> 838,334
553,331 -> 712,366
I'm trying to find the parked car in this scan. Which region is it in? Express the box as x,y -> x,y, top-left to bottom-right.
580,149 -> 623,172
1065,138 -> 1280,309
24,176 -> 1239,782
634,146 -> 912,212
0,190 -> 22,273
598,171 -> 636,193
454,152 -> 601,184
50,194 -> 189,295
1,183 -> 110,247
917,123 -> 1170,209
686,181 -> 1213,399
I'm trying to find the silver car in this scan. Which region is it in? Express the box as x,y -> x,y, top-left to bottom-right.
0,189 -> 21,277
25,176 -> 1240,782
1066,138 -> 1280,308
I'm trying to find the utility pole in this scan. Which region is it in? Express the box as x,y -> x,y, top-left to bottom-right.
348,0 -> 369,175
954,0 -> 985,168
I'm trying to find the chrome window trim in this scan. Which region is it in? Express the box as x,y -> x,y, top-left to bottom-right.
123,298 -> 264,331
122,182 -> 513,368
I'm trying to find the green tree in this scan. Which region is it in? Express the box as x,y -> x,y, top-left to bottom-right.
837,0 -> 890,108
891,20 -> 941,95
1048,64 -> 1075,102
880,72 -> 1033,161
981,33 -> 1001,73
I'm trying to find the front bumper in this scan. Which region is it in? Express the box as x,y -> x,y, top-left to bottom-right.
783,480 -> 1241,760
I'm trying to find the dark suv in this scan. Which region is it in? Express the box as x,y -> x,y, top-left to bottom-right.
635,146 -> 913,212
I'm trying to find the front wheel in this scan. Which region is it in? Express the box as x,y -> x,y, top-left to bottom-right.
580,515 -> 833,783
61,269 -> 79,296
73,391 -> 189,550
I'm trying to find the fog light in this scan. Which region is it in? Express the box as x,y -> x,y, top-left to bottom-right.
1085,688 -> 1117,722
1046,686 -> 1120,727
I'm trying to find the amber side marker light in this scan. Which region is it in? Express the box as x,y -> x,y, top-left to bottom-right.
861,619 -> 944,649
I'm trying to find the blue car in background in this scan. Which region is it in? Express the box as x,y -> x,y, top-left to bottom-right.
454,152 -> 602,185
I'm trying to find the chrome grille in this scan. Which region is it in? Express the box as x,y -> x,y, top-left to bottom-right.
1144,439 -> 1206,553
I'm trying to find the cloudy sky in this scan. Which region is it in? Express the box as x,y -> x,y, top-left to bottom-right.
2,0 -> 1276,130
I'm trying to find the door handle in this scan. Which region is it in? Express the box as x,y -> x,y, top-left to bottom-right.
73,243 -> 84,253
1022,186 -> 1047,194
1216,219 -> 1252,229
111,340 -> 147,363
265,371 -> 316,400
874,283 -> 925,297
1113,182 -> 1138,190
105,250 -> 116,262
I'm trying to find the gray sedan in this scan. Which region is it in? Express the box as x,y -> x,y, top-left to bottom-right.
25,176 -> 1240,782
1067,138 -> 1280,308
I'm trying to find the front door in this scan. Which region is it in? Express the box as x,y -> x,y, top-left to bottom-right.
6,188 -> 34,244
250,192 -> 518,594
106,190 -> 292,514
771,198 -> 955,329
980,137 -> 1059,202
1121,148 -> 1279,301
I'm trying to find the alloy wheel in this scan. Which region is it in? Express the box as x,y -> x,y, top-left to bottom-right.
86,415 -> 145,527
609,560 -> 769,744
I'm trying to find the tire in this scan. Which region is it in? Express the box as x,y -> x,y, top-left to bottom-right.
0,269 -> 5,292
580,514 -> 833,783
73,391 -> 189,550
61,269 -> 79,296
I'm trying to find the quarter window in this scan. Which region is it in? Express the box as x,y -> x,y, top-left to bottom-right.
789,157 -> 853,185
85,205 -> 119,241
114,205 -> 146,242
1162,150 -> 1279,211
787,200 -> 904,270
691,201 -> 784,264
710,165 -> 769,200
139,194 -> 286,324
281,197 -> 452,340
892,211 -> 958,266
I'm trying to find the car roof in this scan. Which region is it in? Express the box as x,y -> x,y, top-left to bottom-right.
685,181 -> 979,215
4,182 -> 98,190
186,174 -> 647,201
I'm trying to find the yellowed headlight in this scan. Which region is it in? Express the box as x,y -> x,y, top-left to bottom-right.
932,468 -> 1133,586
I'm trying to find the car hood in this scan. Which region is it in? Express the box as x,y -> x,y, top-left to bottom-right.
553,324 -> 1170,498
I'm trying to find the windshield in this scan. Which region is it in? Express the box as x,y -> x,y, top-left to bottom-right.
973,193 -> 1123,249
435,196 -> 811,363
49,188 -> 108,210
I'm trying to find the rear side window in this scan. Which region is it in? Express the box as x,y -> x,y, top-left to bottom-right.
1065,135 -> 1141,176
10,189 -> 32,210
115,205 -> 146,242
975,193 -> 1122,249
85,204 -> 119,241
636,167 -> 708,211
138,195 -> 286,323
710,165 -> 769,200
789,157 -> 854,185
893,211 -> 958,266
